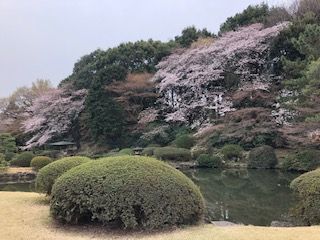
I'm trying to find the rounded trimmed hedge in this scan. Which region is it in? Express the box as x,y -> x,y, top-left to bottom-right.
50,156 -> 205,230
248,145 -> 278,169
36,156 -> 90,194
290,169 -> 320,225
10,152 -> 34,167
154,147 -> 191,161
197,154 -> 222,168
220,144 -> 243,161
175,134 -> 195,149
30,156 -> 52,171
118,148 -> 134,155
281,149 -> 320,172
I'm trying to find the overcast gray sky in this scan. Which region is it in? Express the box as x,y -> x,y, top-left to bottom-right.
0,0 -> 289,97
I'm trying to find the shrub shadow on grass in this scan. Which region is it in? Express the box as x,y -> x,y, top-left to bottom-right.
33,195 -> 51,206
49,219 -> 189,239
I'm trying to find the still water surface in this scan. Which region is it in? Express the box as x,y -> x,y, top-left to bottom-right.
183,168 -> 300,226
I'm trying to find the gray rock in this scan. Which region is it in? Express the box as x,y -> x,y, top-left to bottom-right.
211,221 -> 240,227
270,221 -> 295,227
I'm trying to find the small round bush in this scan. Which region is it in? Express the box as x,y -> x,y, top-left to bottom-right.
118,148 -> 134,155
197,154 -> 222,168
175,134 -> 195,149
290,169 -> 320,225
50,156 -> 204,230
281,149 -> 320,172
248,145 -> 278,169
4,152 -> 15,161
30,156 -> 52,171
154,147 -> 191,161
10,152 -> 34,167
141,147 -> 159,156
36,156 -> 90,194
220,144 -> 243,161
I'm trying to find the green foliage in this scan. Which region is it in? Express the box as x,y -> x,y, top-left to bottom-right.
174,134 -> 195,149
197,154 -> 222,168
270,13 -> 317,75
154,147 -> 192,162
50,156 -> 204,229
141,147 -> 159,156
0,133 -> 16,160
272,12 -> 320,104
118,148 -> 134,155
35,156 -> 90,194
4,152 -> 15,161
220,144 -> 243,161
30,156 -> 52,171
175,26 -> 214,47
60,40 -> 175,89
248,145 -> 278,169
305,113 -> 320,122
292,24 -> 320,59
290,168 -> 320,225
86,79 -> 125,144
219,3 -> 269,33
10,152 -> 34,167
0,153 -> 8,168
281,149 -> 320,172
302,58 -> 320,97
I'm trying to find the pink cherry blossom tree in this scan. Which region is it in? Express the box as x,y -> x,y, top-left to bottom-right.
21,88 -> 87,149
152,22 -> 289,126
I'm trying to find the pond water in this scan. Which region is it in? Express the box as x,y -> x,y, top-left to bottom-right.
0,169 -> 300,226
183,169 -> 300,226
0,182 -> 35,192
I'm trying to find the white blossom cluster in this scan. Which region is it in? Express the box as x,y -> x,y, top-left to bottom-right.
153,22 -> 289,125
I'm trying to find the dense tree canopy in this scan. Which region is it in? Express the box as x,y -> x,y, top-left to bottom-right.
60,40 -> 175,89
175,26 -> 215,48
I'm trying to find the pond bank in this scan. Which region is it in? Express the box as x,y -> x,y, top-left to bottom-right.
0,167 -> 36,183
1,192 -> 320,240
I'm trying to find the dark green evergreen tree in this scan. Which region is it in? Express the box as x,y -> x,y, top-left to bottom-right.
85,77 -> 125,145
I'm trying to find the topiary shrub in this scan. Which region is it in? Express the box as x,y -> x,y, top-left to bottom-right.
154,147 -> 191,161
174,134 -> 195,149
30,156 -> 52,171
141,147 -> 161,156
4,152 -> 15,161
248,145 -> 278,169
118,148 -> 134,155
36,156 -> 90,194
220,144 -> 243,161
281,149 -> 320,172
50,156 -> 204,229
10,152 -> 34,167
290,169 -> 320,225
197,154 -> 222,168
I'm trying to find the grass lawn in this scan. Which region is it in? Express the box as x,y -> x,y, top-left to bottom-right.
1,192 -> 320,240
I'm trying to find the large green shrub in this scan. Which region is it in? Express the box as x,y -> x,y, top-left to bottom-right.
154,147 -> 191,161
118,148 -> 134,155
281,149 -> 320,172
248,145 -> 278,169
10,152 -> 34,167
174,134 -> 195,149
141,147 -> 159,156
50,156 -> 204,229
220,144 -> 243,161
197,154 -> 222,168
30,156 -> 52,171
290,169 -> 320,225
36,156 -> 90,194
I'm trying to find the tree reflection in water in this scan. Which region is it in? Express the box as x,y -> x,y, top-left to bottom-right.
184,168 -> 299,226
